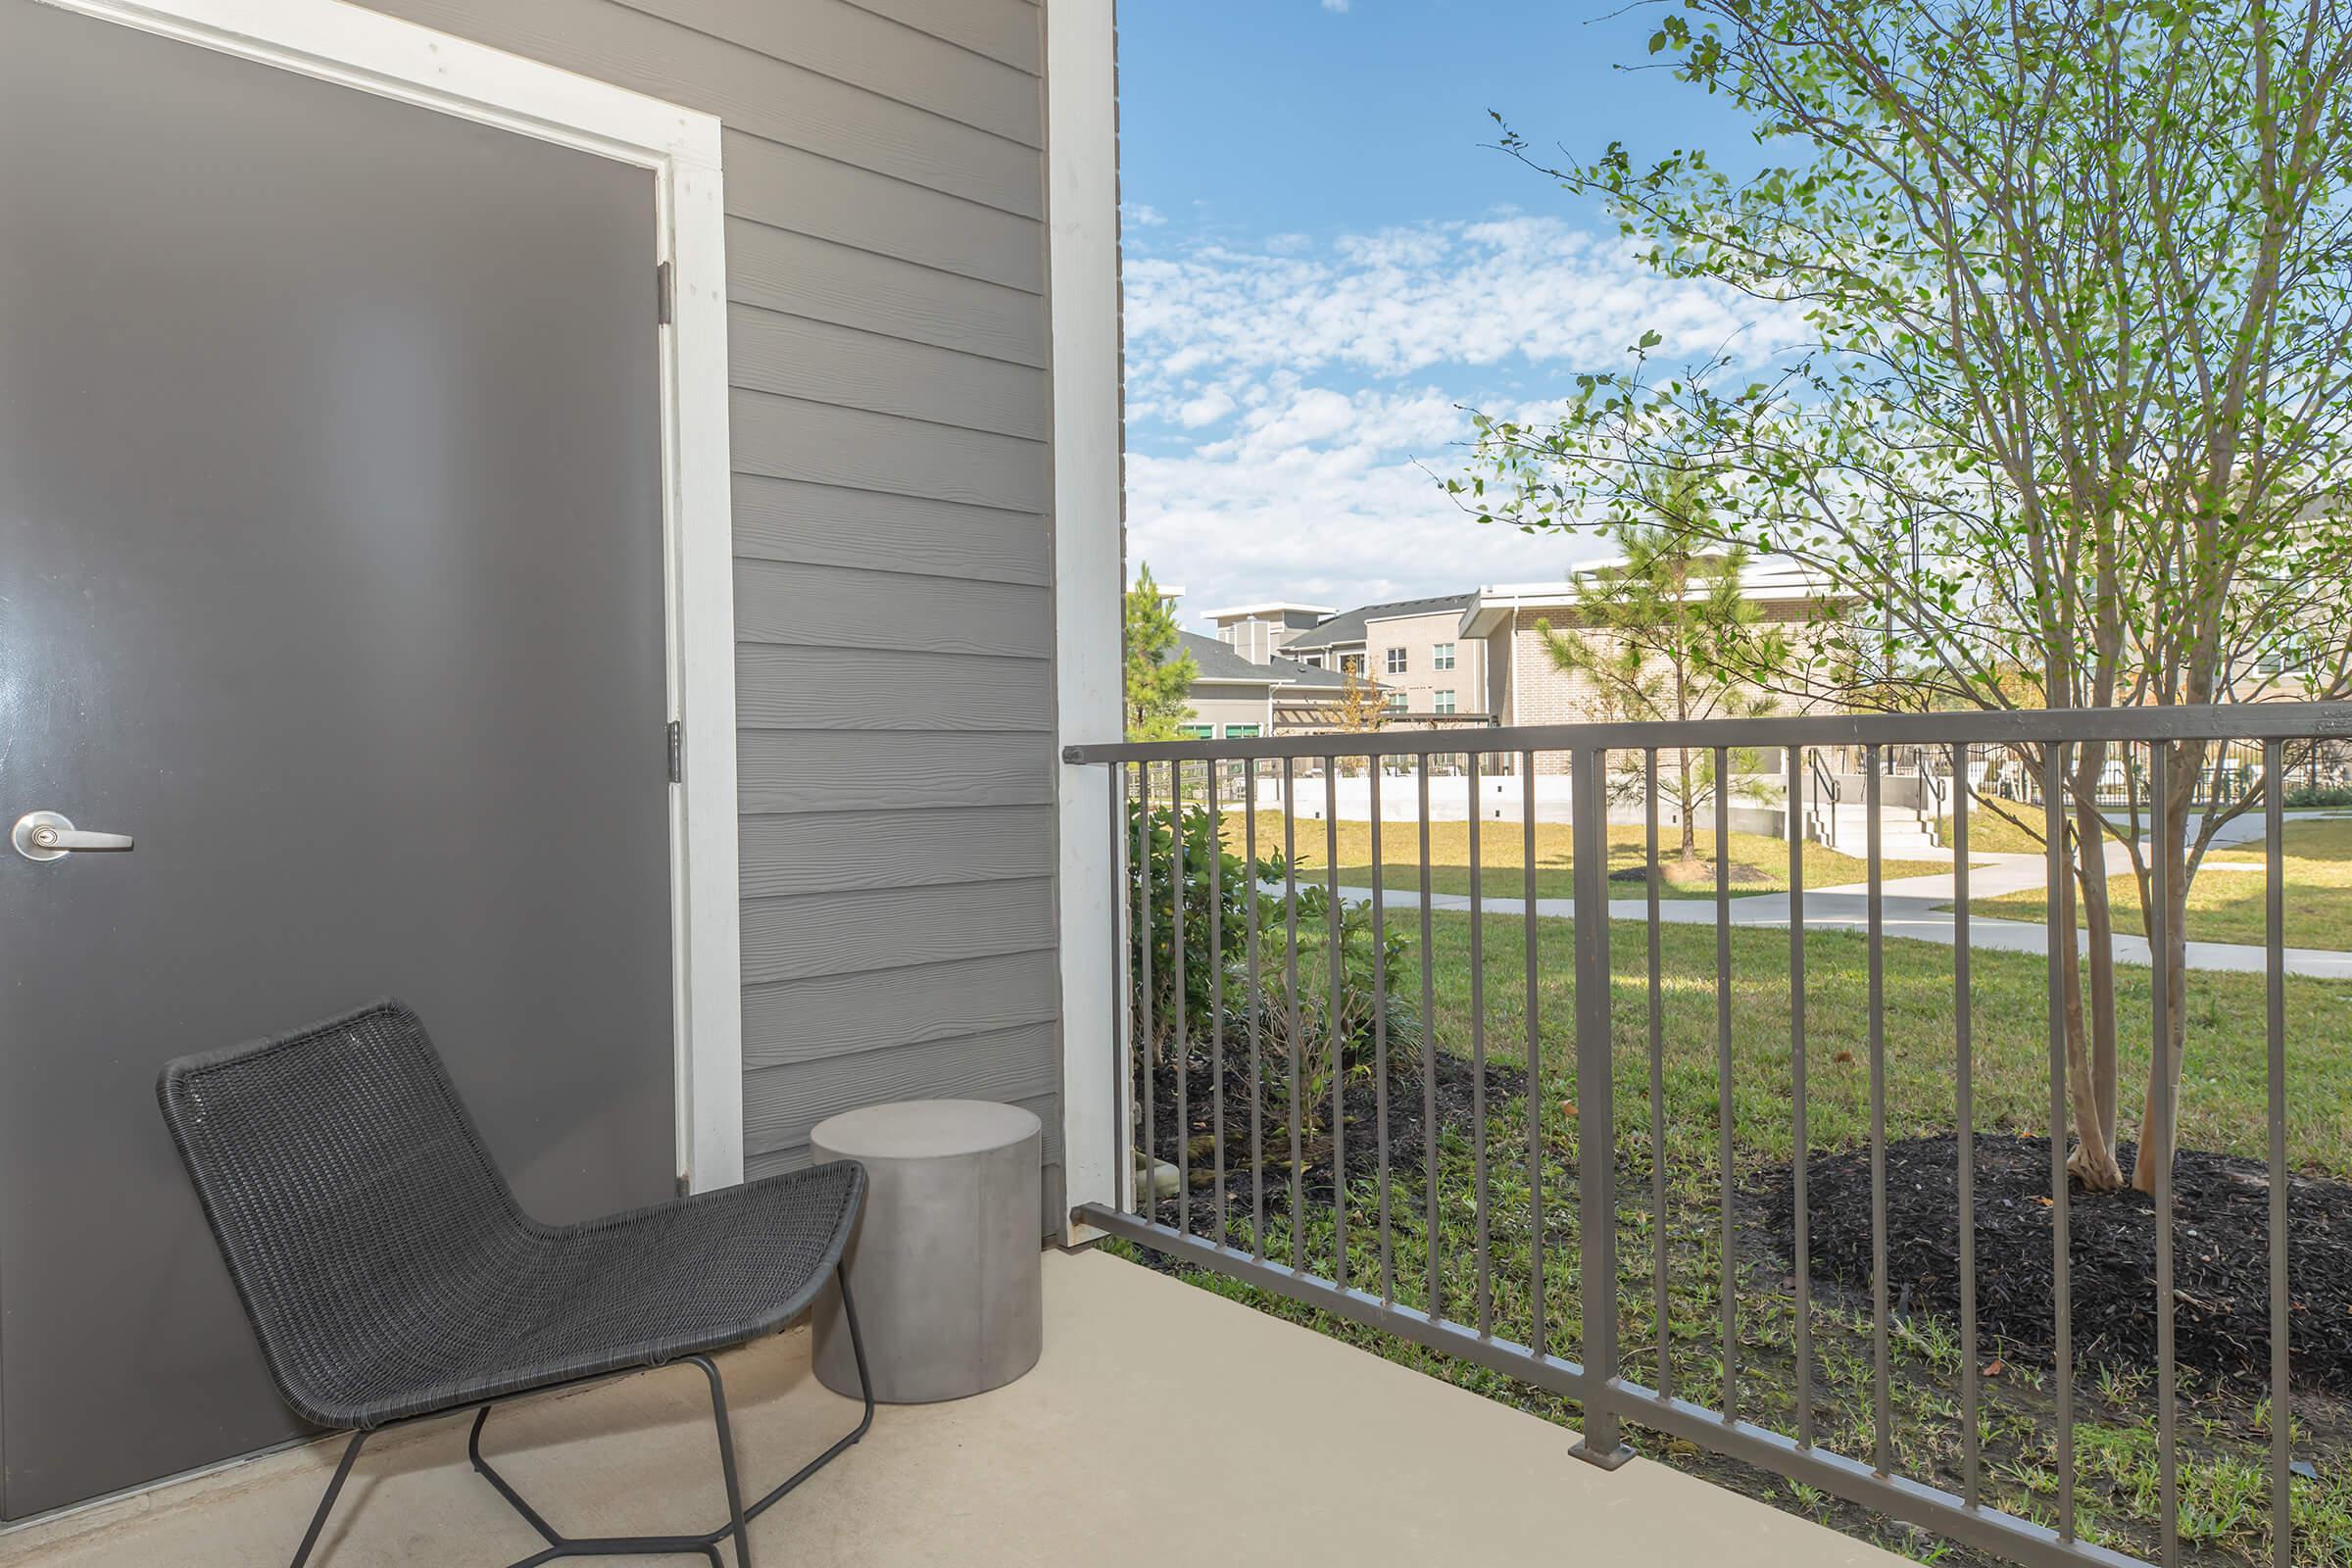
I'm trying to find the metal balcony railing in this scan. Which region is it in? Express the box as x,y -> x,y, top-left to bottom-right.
1064,703 -> 2352,1568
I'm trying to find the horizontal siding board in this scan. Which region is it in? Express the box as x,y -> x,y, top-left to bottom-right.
736,730 -> 1053,814
730,306 -> 1048,442
618,0 -> 1041,144
740,950 -> 1058,1068
740,877 -> 1054,983
734,559 -> 1051,657
742,1023 -> 1058,1145
739,806 -> 1053,898
839,0 -> 1039,74
738,647 -> 1053,732
732,475 -> 1047,586
731,391 -> 1049,514
722,131 -> 1042,294
726,220 -> 1046,368
761,1100 -> 1067,1170
748,1086 -> 1061,1182
368,0 -> 1042,218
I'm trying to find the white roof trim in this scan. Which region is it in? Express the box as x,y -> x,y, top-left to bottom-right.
1198,601 -> 1338,619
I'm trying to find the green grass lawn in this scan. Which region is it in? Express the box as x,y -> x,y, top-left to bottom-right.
1964,816 -> 2352,952
1226,810 -> 1950,902
1938,797 -> 2053,855
1129,911 -> 2352,1566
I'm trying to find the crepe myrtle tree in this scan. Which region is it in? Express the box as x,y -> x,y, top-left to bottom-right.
1450,0 -> 2352,1192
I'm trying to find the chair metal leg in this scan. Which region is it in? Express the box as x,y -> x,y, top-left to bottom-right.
739,1262 -> 875,1526
454,1317 -> 874,1568
468,1404 -> 564,1547
692,1356 -> 754,1568
288,1430 -> 367,1568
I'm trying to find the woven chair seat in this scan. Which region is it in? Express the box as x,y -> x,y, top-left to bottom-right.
159,999 -> 864,1431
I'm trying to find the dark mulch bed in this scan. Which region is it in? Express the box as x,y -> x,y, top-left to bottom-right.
1761,1133 -> 2352,1396
1136,1049 -> 1527,1236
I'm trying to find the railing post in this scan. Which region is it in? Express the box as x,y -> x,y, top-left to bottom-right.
1569,744 -> 1633,1469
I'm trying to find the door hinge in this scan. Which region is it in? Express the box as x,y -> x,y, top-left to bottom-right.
656,260 -> 674,326
667,718 -> 683,783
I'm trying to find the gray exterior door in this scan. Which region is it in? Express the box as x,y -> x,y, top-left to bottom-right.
0,0 -> 677,1518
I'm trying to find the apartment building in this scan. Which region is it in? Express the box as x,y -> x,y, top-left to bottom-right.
1204,594 -> 1489,724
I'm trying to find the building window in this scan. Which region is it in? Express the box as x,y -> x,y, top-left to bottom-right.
1301,653 -> 1323,667
1222,723 -> 1261,738
1385,647 -> 1407,674
1383,690 -> 1408,713
1433,642 -> 1456,670
1178,723 -> 1213,739
1339,652 -> 1366,676
1433,690 -> 1456,714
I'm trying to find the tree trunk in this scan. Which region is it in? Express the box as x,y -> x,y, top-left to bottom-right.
2131,747 -> 2200,1195
1676,747 -> 1699,864
2066,742 -> 2126,1189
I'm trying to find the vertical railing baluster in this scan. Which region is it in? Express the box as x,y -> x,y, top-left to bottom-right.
1649,750 -> 1670,1406
1172,760 -> 1190,1237
2151,742 -> 2179,1568
1714,745 -> 1737,1422
2264,738 -> 2292,1568
1469,750 -> 1492,1337
2044,742 -> 2076,1542
1572,743 -> 1629,1466
1328,755 -> 1346,1287
1420,755 -> 1441,1322
1372,759 -> 1393,1308
1113,764 -> 1133,1215
1208,757 -> 1226,1243
1953,742 -> 1979,1506
1247,760 -> 1265,1259
1285,757 -> 1303,1273
1868,744 -> 1890,1477
1139,761 -> 1155,1219
1788,742 -> 1811,1449
1524,752 -> 1544,1355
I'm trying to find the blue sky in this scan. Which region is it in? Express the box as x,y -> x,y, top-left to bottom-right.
1117,0 -> 1775,623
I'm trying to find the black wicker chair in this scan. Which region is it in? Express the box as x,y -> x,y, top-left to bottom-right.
157,999 -> 871,1568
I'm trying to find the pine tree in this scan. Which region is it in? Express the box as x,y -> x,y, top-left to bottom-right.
1539,490 -> 1789,867
1124,564 -> 1198,741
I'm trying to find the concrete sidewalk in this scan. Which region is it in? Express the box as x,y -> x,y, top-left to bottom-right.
1322,835 -> 2352,980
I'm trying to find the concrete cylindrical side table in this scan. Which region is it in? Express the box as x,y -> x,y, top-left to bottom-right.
809,1099 -> 1043,1403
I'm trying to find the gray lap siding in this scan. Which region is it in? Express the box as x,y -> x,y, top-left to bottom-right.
355,0 -> 1063,1226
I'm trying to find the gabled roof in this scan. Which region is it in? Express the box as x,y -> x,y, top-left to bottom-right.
1170,631 -> 1353,691
1280,593 -> 1478,652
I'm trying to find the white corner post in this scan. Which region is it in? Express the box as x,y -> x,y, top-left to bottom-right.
1047,0 -> 1126,1244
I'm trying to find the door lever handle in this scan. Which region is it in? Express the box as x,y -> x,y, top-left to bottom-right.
12,810 -> 134,862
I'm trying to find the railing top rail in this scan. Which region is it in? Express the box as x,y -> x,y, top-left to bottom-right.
1062,701 -> 2352,765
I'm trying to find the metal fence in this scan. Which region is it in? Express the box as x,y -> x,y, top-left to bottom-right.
1064,703 -> 2352,1568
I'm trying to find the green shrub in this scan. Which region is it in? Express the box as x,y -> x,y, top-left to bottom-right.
1127,795 -> 1417,1128
1126,795 -> 1291,1065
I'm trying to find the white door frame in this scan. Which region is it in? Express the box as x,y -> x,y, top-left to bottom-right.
33,0 -> 746,1189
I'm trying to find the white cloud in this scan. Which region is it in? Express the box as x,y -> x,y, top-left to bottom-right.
1322,0 -> 1351,12
1125,203 -> 1167,227
1126,214 -> 1791,399
1131,383 -> 1609,616
1124,214 -> 1794,613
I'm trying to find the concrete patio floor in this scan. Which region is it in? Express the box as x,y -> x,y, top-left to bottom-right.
0,1247 -> 1900,1567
